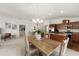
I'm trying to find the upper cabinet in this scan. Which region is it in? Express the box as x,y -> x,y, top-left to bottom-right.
62,20 -> 79,29
56,24 -> 65,29
49,20 -> 79,33
63,20 -> 72,29
71,21 -> 79,29
63,20 -> 70,24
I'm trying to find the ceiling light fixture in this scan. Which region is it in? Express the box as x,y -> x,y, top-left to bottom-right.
32,18 -> 43,24
32,4 -> 43,24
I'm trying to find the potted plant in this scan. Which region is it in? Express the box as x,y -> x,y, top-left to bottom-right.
33,30 -> 44,40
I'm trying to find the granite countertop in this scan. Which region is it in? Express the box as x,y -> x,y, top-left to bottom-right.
48,32 -> 67,36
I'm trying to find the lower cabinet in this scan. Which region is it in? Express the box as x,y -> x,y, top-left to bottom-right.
71,32 -> 79,43
50,33 -> 66,42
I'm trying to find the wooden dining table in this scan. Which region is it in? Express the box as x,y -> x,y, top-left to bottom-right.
28,35 -> 61,56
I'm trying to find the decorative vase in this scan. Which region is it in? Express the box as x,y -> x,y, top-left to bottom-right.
35,32 -> 41,40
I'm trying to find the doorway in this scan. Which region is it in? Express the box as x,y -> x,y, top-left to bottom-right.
19,25 -> 25,37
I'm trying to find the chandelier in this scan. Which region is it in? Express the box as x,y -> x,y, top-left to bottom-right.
32,18 -> 43,24
32,4 -> 44,24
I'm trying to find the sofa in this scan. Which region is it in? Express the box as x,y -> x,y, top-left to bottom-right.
1,33 -> 11,41
0,37 -> 26,56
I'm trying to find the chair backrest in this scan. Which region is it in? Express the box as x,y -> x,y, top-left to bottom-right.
59,37 -> 69,56
24,35 -> 30,56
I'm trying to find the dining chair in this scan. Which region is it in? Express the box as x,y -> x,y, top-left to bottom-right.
24,34 -> 39,56
51,37 -> 69,56
59,37 -> 69,56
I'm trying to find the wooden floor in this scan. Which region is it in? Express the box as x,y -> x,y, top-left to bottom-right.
68,41 -> 79,52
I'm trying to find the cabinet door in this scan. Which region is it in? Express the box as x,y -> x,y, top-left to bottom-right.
71,33 -> 79,42
72,23 -> 79,29
57,24 -> 65,29
71,22 -> 79,29
50,34 -> 66,42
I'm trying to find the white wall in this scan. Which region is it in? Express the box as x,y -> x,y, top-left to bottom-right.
0,16 -> 32,37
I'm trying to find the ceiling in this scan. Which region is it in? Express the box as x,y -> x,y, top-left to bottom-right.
0,3 -> 79,20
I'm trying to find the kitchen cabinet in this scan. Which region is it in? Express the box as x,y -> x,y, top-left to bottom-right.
70,21 -> 79,29
63,20 -> 70,24
71,32 -> 79,43
49,21 -> 79,43
50,33 -> 66,42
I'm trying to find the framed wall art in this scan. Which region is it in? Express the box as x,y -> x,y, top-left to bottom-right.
12,24 -> 17,30
5,23 -> 11,28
